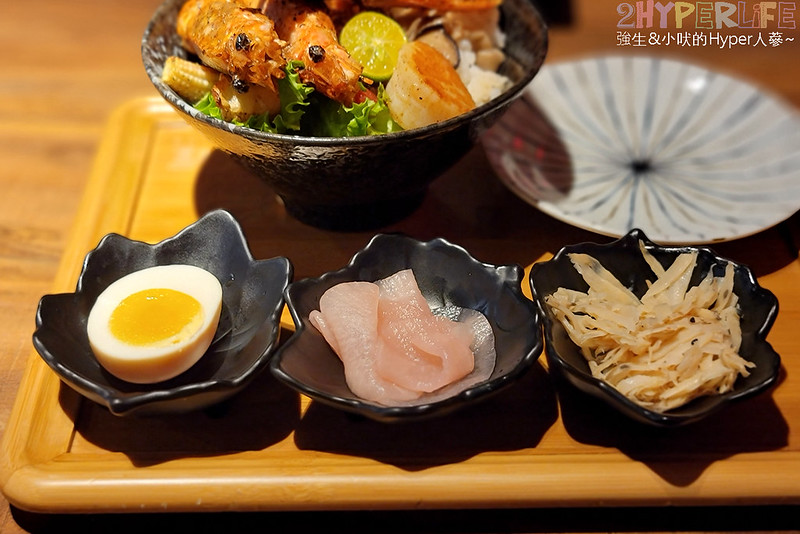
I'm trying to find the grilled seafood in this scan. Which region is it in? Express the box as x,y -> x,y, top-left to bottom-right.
385,40 -> 475,129
261,0 -> 365,105
164,0 -> 512,132
177,0 -> 287,93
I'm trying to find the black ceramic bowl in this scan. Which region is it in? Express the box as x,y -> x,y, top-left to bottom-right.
270,233 -> 543,422
141,0 -> 548,230
529,229 -> 781,427
32,210 -> 293,416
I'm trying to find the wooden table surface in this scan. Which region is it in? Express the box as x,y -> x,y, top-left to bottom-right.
1,0 -> 799,532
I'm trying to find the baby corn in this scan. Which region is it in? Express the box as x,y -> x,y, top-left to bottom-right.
162,56 -> 219,104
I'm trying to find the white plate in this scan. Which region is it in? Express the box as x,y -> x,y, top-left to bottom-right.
482,55 -> 800,244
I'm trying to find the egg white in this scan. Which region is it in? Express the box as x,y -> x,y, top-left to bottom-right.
86,264 -> 223,384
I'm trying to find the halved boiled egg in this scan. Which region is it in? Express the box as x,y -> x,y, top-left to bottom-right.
87,264 -> 223,384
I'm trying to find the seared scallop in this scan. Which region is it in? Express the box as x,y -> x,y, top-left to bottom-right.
385,40 -> 475,130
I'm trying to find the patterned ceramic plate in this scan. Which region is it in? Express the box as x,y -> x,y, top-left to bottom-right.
482,55 -> 800,244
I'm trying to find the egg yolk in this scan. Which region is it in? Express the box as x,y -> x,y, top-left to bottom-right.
108,288 -> 203,347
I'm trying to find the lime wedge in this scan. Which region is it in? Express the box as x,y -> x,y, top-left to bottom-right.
340,11 -> 407,82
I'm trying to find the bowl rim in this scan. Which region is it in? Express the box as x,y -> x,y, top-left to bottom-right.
529,228 -> 782,427
270,232 -> 544,422
140,0 -> 549,146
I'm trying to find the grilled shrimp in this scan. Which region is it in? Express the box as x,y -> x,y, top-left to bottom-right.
384,40 -> 475,129
261,0 -> 365,105
177,0 -> 287,93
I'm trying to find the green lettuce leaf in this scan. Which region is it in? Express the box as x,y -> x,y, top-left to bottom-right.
192,62 -> 311,134
272,60 -> 314,133
194,92 -> 223,120
307,84 -> 402,137
193,92 -> 279,133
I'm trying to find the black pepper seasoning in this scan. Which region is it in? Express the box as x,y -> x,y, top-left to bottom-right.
235,33 -> 251,51
232,76 -> 250,93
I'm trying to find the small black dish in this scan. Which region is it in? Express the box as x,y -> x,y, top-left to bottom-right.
529,229 -> 781,427
270,233 -> 543,422
33,210 -> 293,416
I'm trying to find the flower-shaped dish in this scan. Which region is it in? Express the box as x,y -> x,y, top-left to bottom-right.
33,209 -> 293,416
270,233 -> 543,422
142,0 -> 548,230
529,228 -> 781,427
483,55 -> 800,244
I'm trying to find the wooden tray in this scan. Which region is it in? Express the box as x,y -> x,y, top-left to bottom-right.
2,97 -> 799,514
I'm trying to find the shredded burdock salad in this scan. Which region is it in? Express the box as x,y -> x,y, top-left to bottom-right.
545,241 -> 754,413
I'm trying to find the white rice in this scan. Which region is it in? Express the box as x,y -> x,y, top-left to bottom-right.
456,39 -> 512,106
